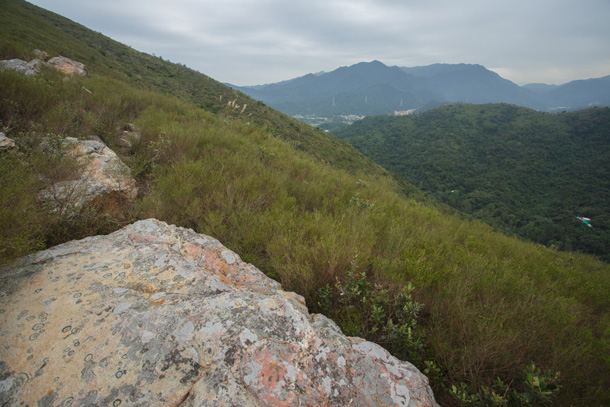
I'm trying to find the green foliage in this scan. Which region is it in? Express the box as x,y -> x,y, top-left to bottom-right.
335,103 -> 610,261
318,271 -> 426,362
450,362 -> 561,407
0,152 -> 47,262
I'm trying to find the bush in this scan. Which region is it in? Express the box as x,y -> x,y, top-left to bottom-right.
450,362 -> 561,406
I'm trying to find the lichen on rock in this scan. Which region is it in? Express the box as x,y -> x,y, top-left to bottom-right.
0,219 -> 438,406
38,136 -> 137,214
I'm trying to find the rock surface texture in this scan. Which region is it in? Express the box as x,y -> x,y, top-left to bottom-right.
0,219 -> 438,406
0,58 -> 41,76
46,56 -> 87,76
40,137 -> 137,213
0,132 -> 16,151
0,54 -> 86,76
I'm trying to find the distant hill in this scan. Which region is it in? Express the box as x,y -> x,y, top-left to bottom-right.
231,61 -> 610,122
335,103 -> 610,260
400,63 -> 540,107
543,75 -> 610,111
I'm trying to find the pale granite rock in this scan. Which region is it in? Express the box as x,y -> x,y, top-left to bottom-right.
0,133 -> 16,151
39,137 -> 137,213
47,56 -> 87,76
0,58 -> 40,76
0,219 -> 438,406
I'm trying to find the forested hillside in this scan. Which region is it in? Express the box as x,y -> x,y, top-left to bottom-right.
1,1 -> 610,405
336,103 -> 610,261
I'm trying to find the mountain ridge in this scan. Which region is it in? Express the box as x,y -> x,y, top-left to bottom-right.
231,60 -> 610,121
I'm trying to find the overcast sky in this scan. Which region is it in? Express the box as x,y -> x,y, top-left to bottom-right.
28,0 -> 610,86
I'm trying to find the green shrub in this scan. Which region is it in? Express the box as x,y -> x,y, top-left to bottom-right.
450,362 -> 561,407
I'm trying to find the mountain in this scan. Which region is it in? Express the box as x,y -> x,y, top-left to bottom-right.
335,103 -> 610,261
2,0 -> 610,405
232,61 -> 609,124
232,60 -> 434,116
543,75 -> 610,111
401,63 -> 541,107
521,83 -> 559,94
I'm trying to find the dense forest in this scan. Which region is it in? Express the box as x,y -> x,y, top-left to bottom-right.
336,103 -> 610,261
2,0 -> 610,405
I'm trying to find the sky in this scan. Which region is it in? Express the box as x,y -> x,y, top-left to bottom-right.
27,0 -> 610,86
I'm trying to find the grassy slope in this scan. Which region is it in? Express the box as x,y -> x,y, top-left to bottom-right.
335,103 -> 610,260
0,0 -> 384,177
1,1 -> 610,405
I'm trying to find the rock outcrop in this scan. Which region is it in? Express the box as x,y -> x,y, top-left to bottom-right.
0,58 -> 41,76
39,137 -> 137,213
0,53 -> 86,77
47,56 -> 87,76
0,219 -> 438,406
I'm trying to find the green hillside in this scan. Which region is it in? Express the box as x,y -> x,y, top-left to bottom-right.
336,103 -> 610,261
0,0 -> 381,176
2,1 -> 610,405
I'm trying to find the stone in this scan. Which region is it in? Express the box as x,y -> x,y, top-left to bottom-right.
0,133 -> 16,151
33,49 -> 49,60
0,219 -> 439,407
39,137 -> 137,213
0,59 -> 39,76
47,56 -> 87,76
117,130 -> 141,150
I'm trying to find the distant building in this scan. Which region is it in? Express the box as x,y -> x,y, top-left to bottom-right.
394,109 -> 417,116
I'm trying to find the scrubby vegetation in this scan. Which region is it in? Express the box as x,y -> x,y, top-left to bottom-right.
335,104 -> 610,261
2,0 -> 610,405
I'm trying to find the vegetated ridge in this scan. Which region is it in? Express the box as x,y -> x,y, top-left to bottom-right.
335,103 -> 610,261
1,0 -> 610,405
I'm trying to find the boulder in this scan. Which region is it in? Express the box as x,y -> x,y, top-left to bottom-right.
0,132 -> 17,151
39,137 -> 137,213
47,56 -> 87,76
0,219 -> 439,407
0,58 -> 41,76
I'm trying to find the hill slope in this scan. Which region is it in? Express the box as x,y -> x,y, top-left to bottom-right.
0,0 -> 382,176
2,1 -> 610,405
335,103 -> 610,260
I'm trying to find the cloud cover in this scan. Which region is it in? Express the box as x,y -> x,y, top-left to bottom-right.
28,0 -> 610,85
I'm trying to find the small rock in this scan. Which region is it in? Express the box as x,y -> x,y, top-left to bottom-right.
32,49 -> 48,60
0,132 -> 17,151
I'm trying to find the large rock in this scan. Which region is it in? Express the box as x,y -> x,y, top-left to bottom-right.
40,137 -> 137,213
0,219 -> 439,406
47,56 -> 87,76
0,58 -> 41,76
0,55 -> 86,77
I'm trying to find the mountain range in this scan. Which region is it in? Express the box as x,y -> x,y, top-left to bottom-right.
231,61 -> 610,120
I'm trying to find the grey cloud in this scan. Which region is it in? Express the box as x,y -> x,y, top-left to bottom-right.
27,0 -> 610,85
